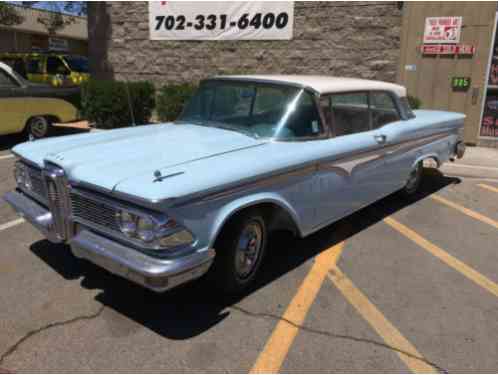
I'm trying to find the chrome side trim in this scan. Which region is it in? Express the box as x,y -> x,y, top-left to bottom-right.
176,130 -> 454,206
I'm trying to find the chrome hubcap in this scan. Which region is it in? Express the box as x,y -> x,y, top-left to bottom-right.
235,221 -> 263,280
30,117 -> 48,138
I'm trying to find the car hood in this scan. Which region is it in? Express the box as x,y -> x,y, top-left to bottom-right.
13,123 -> 266,192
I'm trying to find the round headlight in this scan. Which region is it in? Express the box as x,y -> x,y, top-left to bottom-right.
137,216 -> 156,243
117,210 -> 137,237
14,164 -> 25,186
23,171 -> 32,190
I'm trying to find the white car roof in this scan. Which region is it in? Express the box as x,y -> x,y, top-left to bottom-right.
214,75 -> 407,97
0,61 -> 13,75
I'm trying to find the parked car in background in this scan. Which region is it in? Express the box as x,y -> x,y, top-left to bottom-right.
0,62 -> 80,138
4,75 -> 466,294
0,52 -> 89,87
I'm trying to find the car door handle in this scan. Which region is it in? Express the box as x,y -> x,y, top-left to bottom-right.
374,134 -> 387,144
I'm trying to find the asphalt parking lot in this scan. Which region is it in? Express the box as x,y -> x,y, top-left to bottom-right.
1,138 -> 498,372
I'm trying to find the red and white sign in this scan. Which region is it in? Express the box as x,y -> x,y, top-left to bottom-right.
421,44 -> 475,56
424,16 -> 462,44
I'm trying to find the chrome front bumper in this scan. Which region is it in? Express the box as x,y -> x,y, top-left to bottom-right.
70,230 -> 215,292
4,190 -> 62,243
4,190 -> 216,292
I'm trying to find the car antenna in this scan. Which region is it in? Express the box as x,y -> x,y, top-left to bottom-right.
124,80 -> 136,126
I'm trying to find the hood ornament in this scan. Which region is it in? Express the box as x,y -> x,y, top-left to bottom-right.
153,170 -> 185,182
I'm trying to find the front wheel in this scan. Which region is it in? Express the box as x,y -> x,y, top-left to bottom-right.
401,161 -> 423,196
211,209 -> 268,295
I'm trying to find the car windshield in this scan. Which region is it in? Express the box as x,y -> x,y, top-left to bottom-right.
0,64 -> 28,86
63,56 -> 89,73
177,80 -> 324,140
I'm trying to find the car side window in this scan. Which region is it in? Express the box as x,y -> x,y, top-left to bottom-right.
280,91 -> 324,139
0,69 -> 17,88
370,92 -> 400,129
327,92 -> 370,137
46,56 -> 69,75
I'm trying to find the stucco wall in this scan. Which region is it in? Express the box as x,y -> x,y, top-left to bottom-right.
89,1 -> 402,84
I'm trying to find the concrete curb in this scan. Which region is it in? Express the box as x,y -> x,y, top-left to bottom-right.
440,163 -> 498,180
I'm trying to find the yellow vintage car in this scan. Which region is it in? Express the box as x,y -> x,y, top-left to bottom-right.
0,62 -> 79,139
0,53 -> 89,87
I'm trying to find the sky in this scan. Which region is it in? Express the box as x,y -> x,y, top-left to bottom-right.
8,1 -> 86,16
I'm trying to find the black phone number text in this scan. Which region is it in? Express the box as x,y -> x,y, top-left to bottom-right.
154,12 -> 289,31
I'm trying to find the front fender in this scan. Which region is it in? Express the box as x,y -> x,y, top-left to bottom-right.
208,192 -> 303,248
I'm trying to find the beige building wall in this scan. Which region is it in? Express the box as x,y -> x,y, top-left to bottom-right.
0,5 -> 88,55
398,2 -> 497,145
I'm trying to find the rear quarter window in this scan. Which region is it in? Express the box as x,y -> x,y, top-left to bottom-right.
399,97 -> 416,119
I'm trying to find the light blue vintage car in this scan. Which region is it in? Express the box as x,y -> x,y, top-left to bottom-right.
5,75 -> 466,294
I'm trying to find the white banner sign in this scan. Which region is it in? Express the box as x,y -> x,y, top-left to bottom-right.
423,16 -> 462,44
149,1 -> 294,40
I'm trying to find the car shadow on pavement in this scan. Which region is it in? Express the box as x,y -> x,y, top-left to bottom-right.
29,168 -> 460,340
0,134 -> 26,152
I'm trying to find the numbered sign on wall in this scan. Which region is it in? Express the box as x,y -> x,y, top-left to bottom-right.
149,1 -> 294,40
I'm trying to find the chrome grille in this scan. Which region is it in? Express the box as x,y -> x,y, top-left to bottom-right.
70,191 -> 119,232
47,180 -> 61,212
43,165 -> 70,241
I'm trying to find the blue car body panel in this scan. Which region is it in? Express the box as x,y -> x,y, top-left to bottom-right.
13,108 -> 465,252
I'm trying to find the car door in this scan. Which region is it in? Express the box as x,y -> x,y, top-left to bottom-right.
314,91 -> 392,226
0,66 -> 26,136
369,91 -> 410,192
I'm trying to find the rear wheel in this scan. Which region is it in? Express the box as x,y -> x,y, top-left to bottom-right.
26,116 -> 52,140
402,161 -> 423,196
211,209 -> 268,294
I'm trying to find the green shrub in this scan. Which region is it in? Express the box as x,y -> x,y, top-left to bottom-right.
81,80 -> 155,129
156,83 -> 197,122
407,95 -> 422,110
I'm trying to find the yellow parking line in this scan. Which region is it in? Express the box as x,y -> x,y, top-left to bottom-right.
250,241 -> 345,373
430,194 -> 498,230
327,267 -> 436,373
384,217 -> 498,299
0,218 -> 25,232
477,183 -> 498,194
